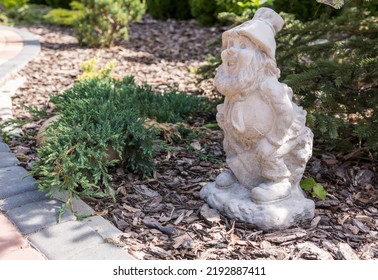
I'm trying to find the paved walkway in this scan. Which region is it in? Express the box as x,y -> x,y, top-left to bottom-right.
0,26 -> 134,260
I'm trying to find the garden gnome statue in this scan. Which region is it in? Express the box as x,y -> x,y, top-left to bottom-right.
200,8 -> 315,231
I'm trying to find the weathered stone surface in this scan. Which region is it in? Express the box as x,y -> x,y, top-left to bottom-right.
6,199 -> 76,234
67,243 -> 134,260
52,190 -> 123,240
0,152 -> 19,168
83,215 -> 123,241
200,203 -> 221,224
0,189 -> 47,211
28,221 -> 133,260
53,190 -> 94,215
200,8 -> 314,230
0,142 -> 10,152
28,221 -> 104,259
0,166 -> 37,199
201,182 -> 314,231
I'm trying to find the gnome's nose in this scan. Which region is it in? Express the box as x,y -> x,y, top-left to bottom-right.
227,47 -> 235,55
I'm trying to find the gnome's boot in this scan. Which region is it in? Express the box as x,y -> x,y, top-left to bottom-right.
251,179 -> 291,203
215,170 -> 237,189
251,155 -> 291,203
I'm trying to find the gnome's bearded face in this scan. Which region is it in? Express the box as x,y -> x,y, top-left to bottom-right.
220,35 -> 255,76
214,8 -> 284,98
214,37 -> 257,97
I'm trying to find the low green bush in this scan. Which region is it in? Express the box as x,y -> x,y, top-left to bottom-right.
28,0 -> 70,9
43,1 -> 84,26
216,0 -> 274,24
1,1 -> 83,26
188,0 -> 273,26
146,0 -> 192,20
276,5 -> 377,156
77,57 -> 117,81
31,75 -> 215,216
189,0 -> 218,26
75,0 -> 146,48
44,0 -> 71,9
273,0 -> 340,21
43,8 -> 80,26
0,0 -> 29,8
4,3 -> 51,24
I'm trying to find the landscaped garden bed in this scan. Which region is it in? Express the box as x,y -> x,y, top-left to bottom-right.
1,1 -> 377,259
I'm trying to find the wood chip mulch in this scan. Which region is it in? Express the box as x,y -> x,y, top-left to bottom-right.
6,16 -> 378,260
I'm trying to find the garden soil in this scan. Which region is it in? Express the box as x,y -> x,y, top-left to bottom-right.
7,16 -> 378,260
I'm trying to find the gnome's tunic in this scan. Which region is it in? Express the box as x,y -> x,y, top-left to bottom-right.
217,78 -> 307,188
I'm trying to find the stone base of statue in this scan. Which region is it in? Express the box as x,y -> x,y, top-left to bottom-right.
200,177 -> 315,231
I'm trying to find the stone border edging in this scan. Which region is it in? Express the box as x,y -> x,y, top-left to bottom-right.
0,135 -> 135,259
0,25 -> 40,86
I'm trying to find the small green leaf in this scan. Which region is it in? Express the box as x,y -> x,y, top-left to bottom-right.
300,177 -> 316,191
57,203 -> 68,223
334,76 -> 342,87
313,183 -> 327,200
76,213 -> 93,221
202,123 -> 219,129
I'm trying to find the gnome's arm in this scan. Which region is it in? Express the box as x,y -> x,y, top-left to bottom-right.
216,104 -> 225,129
262,80 -> 294,147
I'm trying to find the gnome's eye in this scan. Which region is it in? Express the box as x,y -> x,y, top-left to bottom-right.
239,37 -> 249,49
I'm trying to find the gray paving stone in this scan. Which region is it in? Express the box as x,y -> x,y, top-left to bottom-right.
0,189 -> 48,211
0,142 -> 10,152
0,152 -> 19,168
53,190 -> 123,239
0,26 -> 40,86
53,190 -> 122,240
0,166 -> 37,199
67,243 -> 134,260
6,199 -> 76,234
84,215 -> 123,240
53,190 -> 94,215
28,221 -> 110,260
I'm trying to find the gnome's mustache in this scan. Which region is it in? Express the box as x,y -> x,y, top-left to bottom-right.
215,62 -> 261,98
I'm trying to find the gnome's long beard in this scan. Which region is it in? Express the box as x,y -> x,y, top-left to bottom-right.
214,63 -> 260,100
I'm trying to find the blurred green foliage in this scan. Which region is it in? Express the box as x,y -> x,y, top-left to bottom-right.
146,0 -> 192,20
189,0 -> 218,25
272,0 -> 340,21
75,0 -> 146,47
3,3 -> 51,24
0,0 -> 29,8
277,4 -> 378,156
43,1 -> 84,26
28,0 -> 71,9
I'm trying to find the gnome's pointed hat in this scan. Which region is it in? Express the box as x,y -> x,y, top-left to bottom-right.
222,8 -> 284,59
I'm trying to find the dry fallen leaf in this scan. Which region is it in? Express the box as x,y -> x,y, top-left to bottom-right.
173,233 -> 193,249
228,234 -> 247,248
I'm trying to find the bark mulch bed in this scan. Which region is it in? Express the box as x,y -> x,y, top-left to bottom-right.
4,17 -> 378,260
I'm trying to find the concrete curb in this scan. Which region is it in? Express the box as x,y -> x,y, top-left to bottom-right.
0,25 -> 40,86
0,136 -> 135,260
